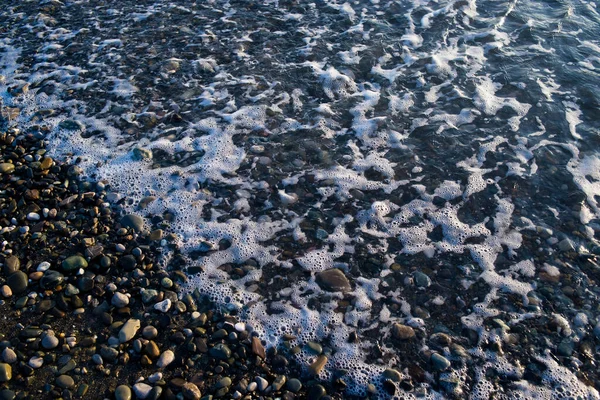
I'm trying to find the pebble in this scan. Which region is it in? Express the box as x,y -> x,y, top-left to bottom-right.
392,323 -> 415,340
62,255 -> 88,271
42,335 -> 59,349
413,271 -> 431,288
142,325 -> 158,339
209,344 -> 231,360
2,349 -> 16,364
286,378 -> 302,393
215,377 -> 232,389
309,355 -> 328,375
7,271 -> 28,294
431,353 -> 451,371
56,375 -> 75,389
256,376 -> 269,392
182,382 -> 201,399
0,285 -> 11,298
40,270 -> 64,289
28,356 -> 43,369
4,256 -> 19,274
112,292 -> 130,307
121,214 -> 144,232
308,384 -> 326,399
0,163 -> 14,174
247,382 -> 257,392
115,385 -> 132,400
154,298 -> 171,312
157,350 -> 175,368
119,319 -> 141,343
0,364 -> 11,382
251,337 -> 266,359
26,212 -> 40,221
272,375 -> 286,391
133,382 -> 152,399
316,268 -> 351,292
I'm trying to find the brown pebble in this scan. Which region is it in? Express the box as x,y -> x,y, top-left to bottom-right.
251,337 -> 266,360
309,355 -> 328,375
392,323 -> 415,340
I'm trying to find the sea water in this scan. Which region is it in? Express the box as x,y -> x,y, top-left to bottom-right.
1,0 -> 600,398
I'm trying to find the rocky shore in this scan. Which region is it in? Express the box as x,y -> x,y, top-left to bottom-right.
0,127 -> 342,400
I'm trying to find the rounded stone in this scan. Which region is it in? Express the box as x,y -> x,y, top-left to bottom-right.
157,350 -> 175,368
286,378 -> 302,393
392,323 -> 415,340
413,271 -> 431,288
56,375 -> 75,389
431,353 -> 451,371
0,163 -> 15,174
0,364 -> 11,382
115,385 -> 132,400
215,377 -> 232,389
181,382 -> 201,399
119,319 -> 141,343
42,335 -> 59,349
112,292 -> 130,308
121,214 -> 144,232
209,344 -> 231,360
4,256 -> 19,274
40,270 -> 64,289
133,383 -> 152,399
62,255 -> 88,271
1,349 -> 16,364
7,271 -> 28,294
316,269 -> 351,292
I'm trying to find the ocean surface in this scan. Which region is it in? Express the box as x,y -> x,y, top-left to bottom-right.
2,0 -> 600,398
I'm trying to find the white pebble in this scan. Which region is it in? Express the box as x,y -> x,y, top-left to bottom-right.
148,372 -> 162,383
133,382 -> 152,399
28,356 -> 43,369
154,299 -> 171,313
157,350 -> 174,368
37,261 -> 51,272
26,212 -> 40,221
234,322 -> 245,332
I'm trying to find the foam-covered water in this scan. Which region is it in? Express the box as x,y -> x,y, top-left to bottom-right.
2,0 -> 600,397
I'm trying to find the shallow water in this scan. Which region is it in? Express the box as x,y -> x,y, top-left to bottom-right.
2,0 -> 600,398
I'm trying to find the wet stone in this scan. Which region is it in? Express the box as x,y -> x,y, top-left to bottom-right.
133,382 -> 152,399
121,214 -> 144,232
431,353 -> 451,371
182,382 -> 201,399
0,163 -> 14,174
251,337 -> 266,359
115,385 -> 132,400
215,377 -> 232,389
286,378 -> 302,393
392,323 -> 415,340
413,271 -> 431,288
7,271 -> 27,294
40,270 -> 64,289
56,375 -> 75,389
209,344 -> 231,360
62,255 -> 88,271
308,384 -> 326,399
309,355 -> 328,375
4,256 -> 19,274
0,364 -> 11,382
2,349 -> 16,364
272,375 -> 286,391
316,269 -> 351,292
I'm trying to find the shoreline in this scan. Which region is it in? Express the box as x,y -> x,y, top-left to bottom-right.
0,126 -> 342,400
